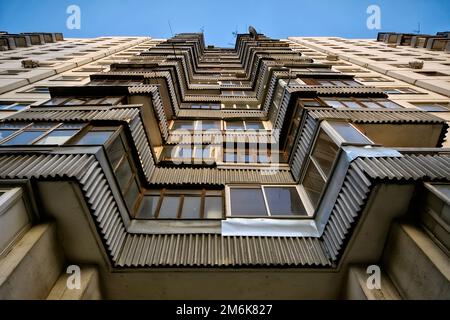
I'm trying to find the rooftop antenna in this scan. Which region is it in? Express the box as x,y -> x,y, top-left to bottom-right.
414,22 -> 421,34
168,20 -> 177,59
229,26 -> 238,47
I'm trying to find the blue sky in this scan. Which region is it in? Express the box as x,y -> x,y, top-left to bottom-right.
0,0 -> 449,47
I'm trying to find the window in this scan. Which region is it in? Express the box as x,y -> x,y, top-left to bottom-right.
74,128 -> 116,145
415,71 -> 449,77
50,75 -> 87,81
0,101 -> 33,111
20,86 -> 50,94
42,96 -> 124,106
188,103 -> 221,110
225,121 -> 265,131
300,78 -> 362,87
419,183 -> 450,253
76,67 -> 105,73
321,97 -> 402,109
227,186 -> 307,217
171,120 -> 221,131
301,121 -> 372,210
412,102 -> 450,112
136,189 -> 223,220
0,122 -> 84,146
221,90 -> 250,97
222,103 -> 260,110
383,87 -> 422,94
356,77 -> 393,82
0,70 -> 29,75
161,145 -> 219,164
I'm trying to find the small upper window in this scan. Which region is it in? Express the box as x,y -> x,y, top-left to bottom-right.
412,102 -> 449,112
0,122 -> 84,146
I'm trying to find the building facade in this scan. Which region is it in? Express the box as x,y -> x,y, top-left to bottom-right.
0,30 -> 449,299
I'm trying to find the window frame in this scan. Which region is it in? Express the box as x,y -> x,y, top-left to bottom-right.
136,188 -> 225,220
225,185 -> 312,219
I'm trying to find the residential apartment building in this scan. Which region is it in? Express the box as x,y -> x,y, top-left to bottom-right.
0,30 -> 449,300
288,32 -> 450,145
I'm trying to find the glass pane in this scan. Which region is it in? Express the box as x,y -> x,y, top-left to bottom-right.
198,120 -> 220,131
245,121 -> 265,130
226,121 -> 245,130
323,99 -> 345,109
181,196 -> 201,219
205,196 -> 223,219
264,187 -> 307,216
342,101 -> 362,109
43,97 -> 68,106
30,123 -> 55,129
229,188 -> 267,216
158,196 -> 180,218
329,122 -> 372,145
106,136 -> 126,169
2,131 -> 45,145
0,130 -> 17,141
303,162 -> 326,209
35,130 -> 78,145
432,184 -> 450,199
361,101 -> 381,109
378,100 -> 402,109
76,131 -> 114,145
172,121 -> 194,130
311,130 -> 339,178
124,179 -> 139,210
136,195 -> 159,219
116,158 -> 133,191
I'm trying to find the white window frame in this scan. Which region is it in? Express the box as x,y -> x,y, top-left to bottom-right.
225,184 -> 313,218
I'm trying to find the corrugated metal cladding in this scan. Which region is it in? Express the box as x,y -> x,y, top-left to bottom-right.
273,90 -> 291,131
0,154 -> 127,261
322,154 -> 450,262
117,234 -> 331,267
308,109 -> 446,124
289,86 -> 386,96
176,109 -> 267,119
150,167 -> 294,185
128,85 -> 169,140
291,115 -> 317,181
4,107 -> 156,183
5,107 -> 140,122
0,153 -> 330,267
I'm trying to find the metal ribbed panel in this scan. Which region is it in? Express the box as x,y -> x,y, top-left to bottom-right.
308,109 -> 445,124
117,234 -> 331,267
176,109 -> 267,119
4,107 -> 157,184
5,107 -> 139,122
289,86 -> 385,96
321,154 -> 450,262
291,115 -> 317,180
150,167 -> 294,185
0,154 -> 127,260
273,91 -> 291,131
353,154 -> 450,180
129,117 -> 155,181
